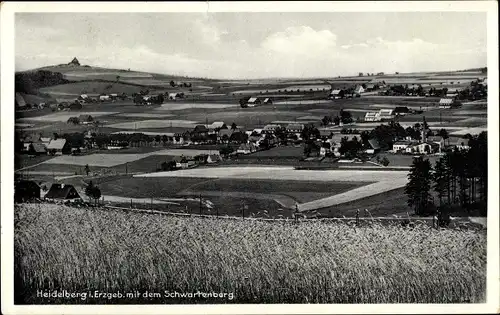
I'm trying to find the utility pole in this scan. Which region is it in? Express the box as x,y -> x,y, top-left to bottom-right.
199,194 -> 202,215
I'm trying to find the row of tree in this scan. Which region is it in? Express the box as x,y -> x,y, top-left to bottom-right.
405,132 -> 487,217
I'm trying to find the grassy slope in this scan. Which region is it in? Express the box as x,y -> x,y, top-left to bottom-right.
14,204 -> 486,304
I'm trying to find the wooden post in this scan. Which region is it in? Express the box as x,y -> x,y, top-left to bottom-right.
242,203 -> 245,219
130,198 -> 132,208
199,194 -> 202,215
356,209 -> 359,225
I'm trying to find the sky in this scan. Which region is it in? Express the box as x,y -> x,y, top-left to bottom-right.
15,12 -> 487,79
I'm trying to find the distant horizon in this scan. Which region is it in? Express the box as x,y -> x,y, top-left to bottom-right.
16,12 -> 487,79
17,60 -> 488,81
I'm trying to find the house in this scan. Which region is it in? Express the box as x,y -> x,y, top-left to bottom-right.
439,98 -> 453,109
407,142 -> 440,154
262,124 -> 280,134
247,97 -> 261,107
237,142 -> 257,154
392,141 -> 412,152
329,89 -> 344,99
15,93 -> 27,109
78,94 -> 89,101
393,106 -> 410,116
28,143 -> 47,156
427,136 -> 445,153
286,124 -> 305,134
354,85 -> 365,95
168,92 -> 183,100
364,112 -> 381,122
209,122 -> 225,130
40,137 -> 51,146
218,129 -> 235,143
455,138 -> 471,151
318,129 -> 334,139
252,128 -> 263,135
99,95 -> 110,101
207,154 -> 222,164
15,180 -> 41,202
365,139 -> 381,154
46,139 -> 70,155
378,109 -> 394,120
192,125 -> 209,137
44,184 -> 82,201
78,114 -> 93,123
262,98 -> 273,104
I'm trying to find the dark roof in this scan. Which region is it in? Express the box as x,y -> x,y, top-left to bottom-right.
78,114 -> 93,121
30,143 -> 47,153
44,184 -> 81,200
15,180 -> 41,201
367,139 -> 381,150
193,125 -> 209,133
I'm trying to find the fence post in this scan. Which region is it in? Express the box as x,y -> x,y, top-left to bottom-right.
130,198 -> 132,208
356,209 -> 359,225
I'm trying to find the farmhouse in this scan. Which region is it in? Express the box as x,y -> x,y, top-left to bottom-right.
286,124 -> 305,134
262,98 -> 273,104
364,112 -> 381,122
192,125 -> 209,137
237,142 -> 257,154
393,106 -> 410,116
28,143 -> 47,156
44,184 -> 82,201
207,154 -> 222,164
318,129 -> 334,139
78,114 -> 94,123
378,109 -> 394,120
99,95 -> 111,101
247,97 -> 261,107
262,124 -> 280,134
365,139 -> 381,155
78,94 -> 89,101
392,141 -> 413,152
427,136 -> 445,153
218,129 -> 235,143
455,138 -> 471,151
439,98 -> 453,109
365,84 -> 376,91
329,89 -> 345,99
168,92 -> 184,100
406,142 -> 440,155
15,180 -> 41,202
354,85 -> 365,95
46,139 -> 70,155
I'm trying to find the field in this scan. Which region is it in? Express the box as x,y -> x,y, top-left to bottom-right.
155,103 -> 237,111
41,149 -> 221,167
18,111 -> 118,122
105,119 -> 199,129
14,203 -> 486,304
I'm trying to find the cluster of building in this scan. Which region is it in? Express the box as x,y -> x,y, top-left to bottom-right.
240,97 -> 273,108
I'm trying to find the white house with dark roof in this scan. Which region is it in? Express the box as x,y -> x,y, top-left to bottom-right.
247,97 -> 261,107
439,98 -> 453,108
286,124 -> 304,133
329,89 -> 344,99
262,124 -> 280,134
46,139 -> 69,155
364,112 -> 381,122
378,109 -> 394,120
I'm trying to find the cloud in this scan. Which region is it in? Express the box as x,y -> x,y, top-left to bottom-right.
260,26 -> 337,56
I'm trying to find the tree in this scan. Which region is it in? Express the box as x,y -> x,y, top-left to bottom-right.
170,80 -> 176,87
321,116 -> 330,127
85,181 -> 101,205
438,128 -> 449,147
84,164 -> 90,176
333,116 -> 340,126
433,158 -> 448,206
405,157 -> 433,215
67,117 -> 80,125
231,122 -> 237,130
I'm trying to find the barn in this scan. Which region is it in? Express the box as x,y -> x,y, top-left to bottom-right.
44,184 -> 82,201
